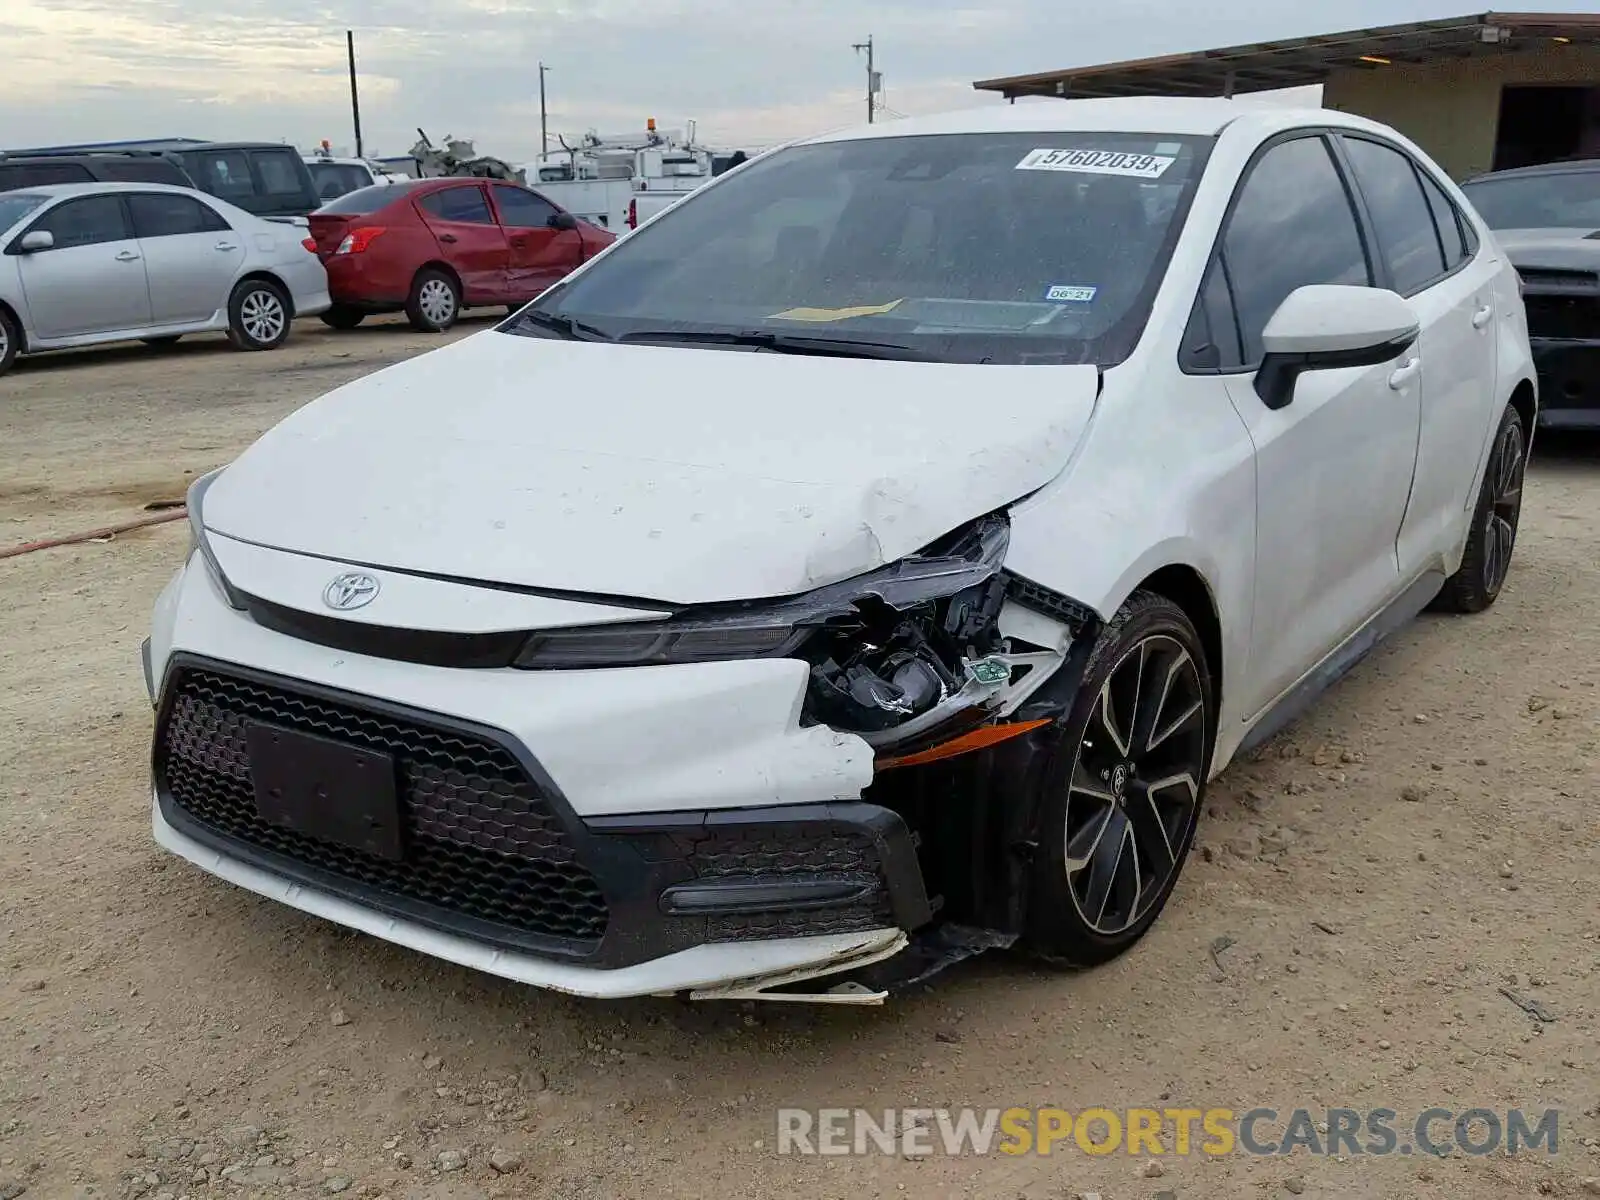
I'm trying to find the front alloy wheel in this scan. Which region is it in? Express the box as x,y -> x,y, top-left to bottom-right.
1025,592 -> 1212,967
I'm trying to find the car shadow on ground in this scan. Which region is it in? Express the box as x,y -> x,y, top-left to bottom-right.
1530,427 -> 1600,468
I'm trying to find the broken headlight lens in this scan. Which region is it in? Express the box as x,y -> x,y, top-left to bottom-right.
512,516 -> 1014,740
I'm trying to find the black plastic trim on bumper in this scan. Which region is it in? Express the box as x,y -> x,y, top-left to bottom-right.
153,654 -> 930,970
141,638 -> 154,704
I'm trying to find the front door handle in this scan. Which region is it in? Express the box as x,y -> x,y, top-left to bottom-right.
114,250 -> 141,262
1388,357 -> 1422,391
1472,304 -> 1494,329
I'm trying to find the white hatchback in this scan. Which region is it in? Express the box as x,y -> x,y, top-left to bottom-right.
146,98 -> 1534,1004
0,181 -> 330,374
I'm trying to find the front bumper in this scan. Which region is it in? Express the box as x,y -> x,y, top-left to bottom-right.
146,562 -> 933,998
1531,338 -> 1600,429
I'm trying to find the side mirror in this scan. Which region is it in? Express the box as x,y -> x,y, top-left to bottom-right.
17,230 -> 53,253
1255,284 -> 1419,410
548,211 -> 578,231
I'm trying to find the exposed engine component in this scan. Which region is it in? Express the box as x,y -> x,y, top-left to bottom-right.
410,129 -> 524,182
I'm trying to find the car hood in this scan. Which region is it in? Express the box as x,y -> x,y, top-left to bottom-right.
1494,227 -> 1600,272
202,331 -> 1100,606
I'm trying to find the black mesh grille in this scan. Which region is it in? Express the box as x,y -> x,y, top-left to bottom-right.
688,826 -> 893,942
158,667 -> 609,946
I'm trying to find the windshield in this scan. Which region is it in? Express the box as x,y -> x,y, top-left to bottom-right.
506,131 -> 1212,365
1461,168 -> 1600,231
0,193 -> 49,233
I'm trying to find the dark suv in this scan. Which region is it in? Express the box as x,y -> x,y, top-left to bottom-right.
0,143 -> 322,221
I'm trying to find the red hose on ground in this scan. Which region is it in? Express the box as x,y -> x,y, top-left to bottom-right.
0,508 -> 187,561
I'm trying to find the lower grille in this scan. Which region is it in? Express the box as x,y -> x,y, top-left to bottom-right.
157,666 -> 609,947
688,826 -> 894,942
1524,293 -> 1600,342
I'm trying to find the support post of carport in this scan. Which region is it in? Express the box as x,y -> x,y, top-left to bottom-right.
1222,70 -> 1237,99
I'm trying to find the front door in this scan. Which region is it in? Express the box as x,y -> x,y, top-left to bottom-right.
15,194 -> 152,339
489,184 -> 583,299
416,184 -> 509,303
1209,134 -> 1423,721
128,192 -> 244,325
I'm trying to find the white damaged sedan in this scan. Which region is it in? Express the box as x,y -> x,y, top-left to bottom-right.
146,98 -> 1535,1003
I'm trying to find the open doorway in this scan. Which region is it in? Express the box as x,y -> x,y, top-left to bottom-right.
1494,85 -> 1600,171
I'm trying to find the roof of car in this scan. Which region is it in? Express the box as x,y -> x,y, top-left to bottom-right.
1463,158 -> 1600,183
2,181 -> 211,199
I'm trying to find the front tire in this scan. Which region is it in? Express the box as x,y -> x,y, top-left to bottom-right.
226,279 -> 291,351
0,307 -> 19,375
1023,592 -> 1213,968
1431,402 -> 1527,615
406,268 -> 460,332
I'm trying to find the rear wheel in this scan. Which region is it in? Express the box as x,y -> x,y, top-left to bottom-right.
1431,403 -> 1526,615
226,279 -> 291,351
319,305 -> 365,330
0,307 -> 18,376
1023,592 -> 1213,968
406,269 -> 460,332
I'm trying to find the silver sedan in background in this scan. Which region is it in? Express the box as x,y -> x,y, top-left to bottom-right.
0,182 -> 331,375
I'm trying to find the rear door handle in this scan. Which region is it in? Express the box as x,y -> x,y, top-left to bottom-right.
114,250 -> 140,262
1388,357 -> 1422,391
1472,304 -> 1494,329
438,233 -> 458,244
215,241 -> 238,252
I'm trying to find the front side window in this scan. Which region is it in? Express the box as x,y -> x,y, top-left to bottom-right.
1460,168 -> 1600,231
419,186 -> 494,225
1340,136 -> 1447,296
492,185 -> 558,228
253,149 -> 306,196
30,196 -> 131,248
129,193 -> 231,238
510,131 -> 1212,365
1222,136 -> 1372,365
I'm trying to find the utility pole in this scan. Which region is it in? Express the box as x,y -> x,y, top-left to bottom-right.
538,62 -> 550,155
346,30 -> 364,157
852,36 -> 875,123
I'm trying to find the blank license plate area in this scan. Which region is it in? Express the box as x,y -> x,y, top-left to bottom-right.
245,720 -> 404,862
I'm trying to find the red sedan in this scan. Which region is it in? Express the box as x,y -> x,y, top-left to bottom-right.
308,178 -> 614,332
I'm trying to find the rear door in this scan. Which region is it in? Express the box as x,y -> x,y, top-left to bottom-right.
1336,134 -> 1504,574
415,184 -> 508,302
190,148 -> 258,211
14,194 -> 152,338
128,191 -> 243,324
488,184 -> 582,297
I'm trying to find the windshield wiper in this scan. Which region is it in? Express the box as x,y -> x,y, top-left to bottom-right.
508,310 -> 613,341
618,329 -> 936,362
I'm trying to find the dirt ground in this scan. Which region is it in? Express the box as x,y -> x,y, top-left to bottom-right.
2,320 -> 1598,1200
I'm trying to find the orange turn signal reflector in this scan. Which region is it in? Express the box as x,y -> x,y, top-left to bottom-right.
876,719 -> 1053,772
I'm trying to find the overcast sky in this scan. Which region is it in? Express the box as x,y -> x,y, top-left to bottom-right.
6,0 -> 1597,163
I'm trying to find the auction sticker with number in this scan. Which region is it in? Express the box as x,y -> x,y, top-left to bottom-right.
1016,148 -> 1176,178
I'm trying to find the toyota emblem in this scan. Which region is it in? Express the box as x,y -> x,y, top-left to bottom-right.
323,572 -> 380,611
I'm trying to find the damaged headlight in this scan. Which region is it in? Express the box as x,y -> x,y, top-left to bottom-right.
186,469 -> 246,611
513,515 -> 1041,746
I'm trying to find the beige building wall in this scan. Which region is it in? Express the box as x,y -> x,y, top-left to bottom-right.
1323,44 -> 1600,179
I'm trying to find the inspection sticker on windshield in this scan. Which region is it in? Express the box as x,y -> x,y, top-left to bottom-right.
1016,147 -> 1176,178
1045,284 -> 1098,303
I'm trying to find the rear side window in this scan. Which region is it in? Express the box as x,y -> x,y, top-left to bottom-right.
253,149 -> 307,197
1221,136 -> 1372,365
419,186 -> 494,224
309,161 -> 374,201
492,185 -> 558,227
96,159 -> 190,186
31,195 -> 132,248
0,162 -> 94,189
198,150 -> 254,200
1416,168 -> 1471,267
129,193 -> 231,237
1340,137 -> 1447,296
